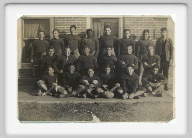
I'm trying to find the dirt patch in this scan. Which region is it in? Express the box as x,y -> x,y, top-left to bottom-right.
19,102 -> 173,122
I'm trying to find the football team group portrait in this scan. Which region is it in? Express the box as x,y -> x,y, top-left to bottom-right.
28,23 -> 173,100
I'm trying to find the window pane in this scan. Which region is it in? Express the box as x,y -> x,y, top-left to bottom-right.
24,19 -> 50,38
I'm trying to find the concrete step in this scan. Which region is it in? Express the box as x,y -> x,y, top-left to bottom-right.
19,69 -> 33,78
18,78 -> 38,86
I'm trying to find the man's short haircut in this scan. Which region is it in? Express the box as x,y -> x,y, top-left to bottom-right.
70,25 -> 77,30
105,46 -> 113,49
152,65 -> 159,69
52,29 -> 60,33
105,64 -> 111,69
38,30 -> 45,34
123,29 -> 131,33
87,67 -> 94,71
143,29 -> 149,34
161,27 -> 167,32
68,63 -> 75,68
126,44 -> 133,48
47,65 -> 54,71
86,29 -> 92,34
147,44 -> 154,49
48,46 -> 55,50
126,64 -> 135,69
83,45 -> 89,50
65,46 -> 71,50
104,25 -> 111,30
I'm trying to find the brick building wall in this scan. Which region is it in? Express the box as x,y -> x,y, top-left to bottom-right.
123,17 -> 167,41
53,16 -> 168,41
54,17 -> 87,38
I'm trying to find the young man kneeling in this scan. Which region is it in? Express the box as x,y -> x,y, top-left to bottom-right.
37,66 -> 67,98
142,65 -> 167,97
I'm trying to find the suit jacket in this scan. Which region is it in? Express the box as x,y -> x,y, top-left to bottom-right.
155,37 -> 173,62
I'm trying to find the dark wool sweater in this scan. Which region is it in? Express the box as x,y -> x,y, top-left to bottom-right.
64,34 -> 81,52
120,72 -> 139,94
81,37 -> 99,56
142,55 -> 161,75
136,39 -> 154,58
40,55 -> 57,71
120,54 -> 138,70
142,73 -> 168,85
77,55 -> 98,71
80,74 -> 101,87
119,38 -> 135,55
54,55 -> 77,73
100,73 -> 117,89
42,74 -> 58,88
61,72 -> 81,89
99,34 -> 119,55
49,38 -> 65,53
98,55 -> 117,70
31,39 -> 49,58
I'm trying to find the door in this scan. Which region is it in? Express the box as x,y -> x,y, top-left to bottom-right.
92,18 -> 119,38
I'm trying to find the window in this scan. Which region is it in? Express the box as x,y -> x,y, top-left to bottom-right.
22,19 -> 50,63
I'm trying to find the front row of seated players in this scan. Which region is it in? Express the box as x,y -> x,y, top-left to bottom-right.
36,61 -> 167,99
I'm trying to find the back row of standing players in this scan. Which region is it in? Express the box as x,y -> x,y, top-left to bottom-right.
32,25 -> 173,99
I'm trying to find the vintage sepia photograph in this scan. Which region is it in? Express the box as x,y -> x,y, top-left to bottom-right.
17,15 -> 175,122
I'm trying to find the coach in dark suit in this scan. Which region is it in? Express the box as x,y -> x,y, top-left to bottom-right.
155,27 -> 173,90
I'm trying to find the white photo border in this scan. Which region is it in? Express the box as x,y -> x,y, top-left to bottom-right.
1,1 -> 190,137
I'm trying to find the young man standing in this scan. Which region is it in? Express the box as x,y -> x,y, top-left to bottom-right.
136,29 -> 154,60
81,29 -> 99,57
142,65 -> 168,97
99,25 -> 119,57
64,25 -> 81,58
155,27 -> 173,90
49,29 -> 65,56
119,29 -> 135,56
31,31 -> 49,78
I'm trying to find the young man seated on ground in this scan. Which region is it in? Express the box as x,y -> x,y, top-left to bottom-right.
98,46 -> 117,75
70,68 -> 101,99
119,44 -> 138,74
120,64 -> 146,99
77,45 -> 98,75
142,65 -> 168,97
60,63 -> 81,94
37,66 -> 67,97
97,65 -> 121,98
40,46 -> 57,75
